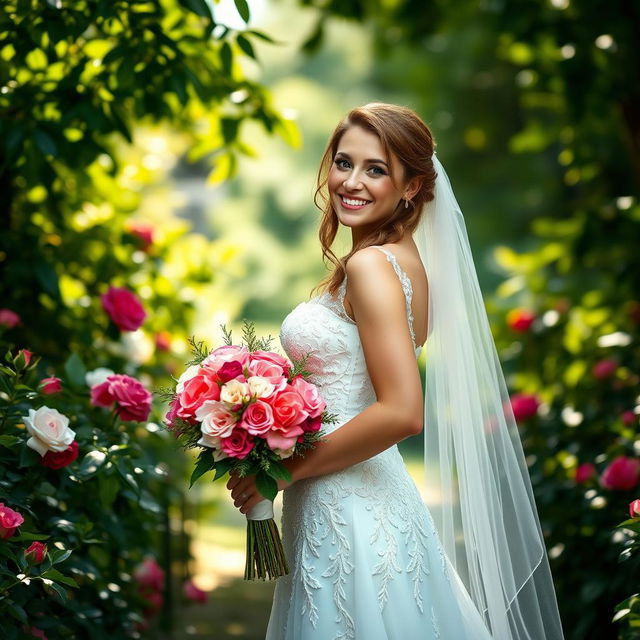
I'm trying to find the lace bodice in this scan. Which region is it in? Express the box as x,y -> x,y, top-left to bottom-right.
279,246 -> 421,431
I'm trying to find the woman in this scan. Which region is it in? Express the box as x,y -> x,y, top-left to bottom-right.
227,103 -> 564,639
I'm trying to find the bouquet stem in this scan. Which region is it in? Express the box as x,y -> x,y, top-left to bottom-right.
244,499 -> 289,580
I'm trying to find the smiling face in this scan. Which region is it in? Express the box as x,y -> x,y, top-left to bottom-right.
327,125 -> 412,241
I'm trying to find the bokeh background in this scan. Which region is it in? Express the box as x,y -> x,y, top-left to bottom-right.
1,0 -> 639,638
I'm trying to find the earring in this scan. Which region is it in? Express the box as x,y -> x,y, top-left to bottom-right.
404,199 -> 409,209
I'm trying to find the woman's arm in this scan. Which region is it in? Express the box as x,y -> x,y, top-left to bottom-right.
228,247 -> 425,512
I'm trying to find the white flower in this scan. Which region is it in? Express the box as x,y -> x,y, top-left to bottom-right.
85,367 -> 115,388
247,375 -> 275,399
274,445 -> 295,459
23,407 -> 75,456
220,379 -> 250,405
121,329 -> 154,365
195,400 -> 237,438
175,364 -> 201,393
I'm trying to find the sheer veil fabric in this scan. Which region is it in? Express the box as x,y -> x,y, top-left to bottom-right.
415,154 -> 565,639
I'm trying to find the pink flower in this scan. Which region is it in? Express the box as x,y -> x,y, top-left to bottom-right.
25,541 -> 47,564
300,414 -> 322,433
0,503 -> 24,539
220,427 -> 255,459
268,390 -> 309,428
101,286 -> 146,332
203,345 -> 250,369
40,440 -> 79,470
510,393 -> 539,422
127,221 -> 154,251
506,309 -> 535,332
574,463 -> 596,485
90,374 -> 152,422
218,360 -> 244,383
600,456 -> 640,491
134,556 -> 165,592
240,400 -> 274,436
195,400 -> 238,439
250,350 -> 292,375
178,370 -> 221,417
591,358 -> 618,380
630,499 -> 640,518
0,308 -> 21,328
621,411 -> 636,426
25,628 -> 48,640
14,348 -> 33,369
291,377 -> 326,418
266,431 -> 300,451
246,359 -> 287,391
39,376 -> 62,395
183,578 -> 208,604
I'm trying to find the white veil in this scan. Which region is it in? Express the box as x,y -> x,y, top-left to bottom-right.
414,153 -> 565,639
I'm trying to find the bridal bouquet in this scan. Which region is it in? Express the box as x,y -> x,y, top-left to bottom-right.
162,321 -> 332,580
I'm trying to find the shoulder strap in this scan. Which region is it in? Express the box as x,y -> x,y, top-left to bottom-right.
371,246 -> 416,347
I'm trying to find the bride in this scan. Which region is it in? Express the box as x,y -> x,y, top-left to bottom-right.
226,103 -> 565,639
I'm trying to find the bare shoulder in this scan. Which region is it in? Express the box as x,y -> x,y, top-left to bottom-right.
344,245 -> 391,279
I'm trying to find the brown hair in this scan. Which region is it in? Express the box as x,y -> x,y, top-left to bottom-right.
312,102 -> 437,296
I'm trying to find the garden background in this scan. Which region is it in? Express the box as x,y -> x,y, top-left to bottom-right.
1,0 -> 639,638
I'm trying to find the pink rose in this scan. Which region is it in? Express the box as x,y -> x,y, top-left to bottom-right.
90,374 -> 152,422
101,286 -> 146,332
203,345 -> 250,370
40,440 -> 79,470
240,400 -> 274,436
591,358 -> 618,380
134,556 -> 165,592
630,499 -> 640,518
39,376 -> 62,395
178,370 -> 221,416
510,393 -> 539,422
600,456 -> 640,491
127,221 -> 154,251
15,349 -> 32,368
25,541 -> 47,564
0,503 -> 24,539
0,308 -> 21,328
269,389 -> 309,429
183,578 -> 208,604
506,309 -> 535,332
220,427 -> 255,459
246,359 -> 287,391
195,400 -> 238,439
574,463 -> 596,484
291,377 -> 326,418
250,350 -> 292,373
266,431 -> 300,451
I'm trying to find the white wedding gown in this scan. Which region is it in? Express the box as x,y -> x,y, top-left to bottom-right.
266,246 -> 494,640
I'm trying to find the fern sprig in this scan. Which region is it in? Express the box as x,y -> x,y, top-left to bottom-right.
186,336 -> 210,365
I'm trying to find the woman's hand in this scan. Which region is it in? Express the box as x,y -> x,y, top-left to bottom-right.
226,468 -> 293,515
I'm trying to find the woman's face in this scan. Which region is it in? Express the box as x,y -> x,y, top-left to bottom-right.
327,125 -> 409,237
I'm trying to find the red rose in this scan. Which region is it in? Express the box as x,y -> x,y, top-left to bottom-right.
301,414 -> 322,433
0,503 -> 24,539
510,393 -> 539,422
0,308 -> 21,328
25,541 -> 47,564
621,411 -> 636,426
630,499 -> 640,518
218,360 -> 244,383
506,309 -> 535,332
600,456 -> 640,491
574,463 -> 596,485
101,286 -> 146,332
591,358 -> 618,380
40,440 -> 79,470
134,556 -> 165,592
39,376 -> 62,395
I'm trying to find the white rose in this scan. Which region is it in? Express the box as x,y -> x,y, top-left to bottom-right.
220,379 -> 250,405
274,445 -> 295,459
175,364 -> 201,393
247,375 -> 275,399
195,400 -> 237,438
23,407 -> 76,456
85,367 -> 115,388
121,330 -> 154,365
